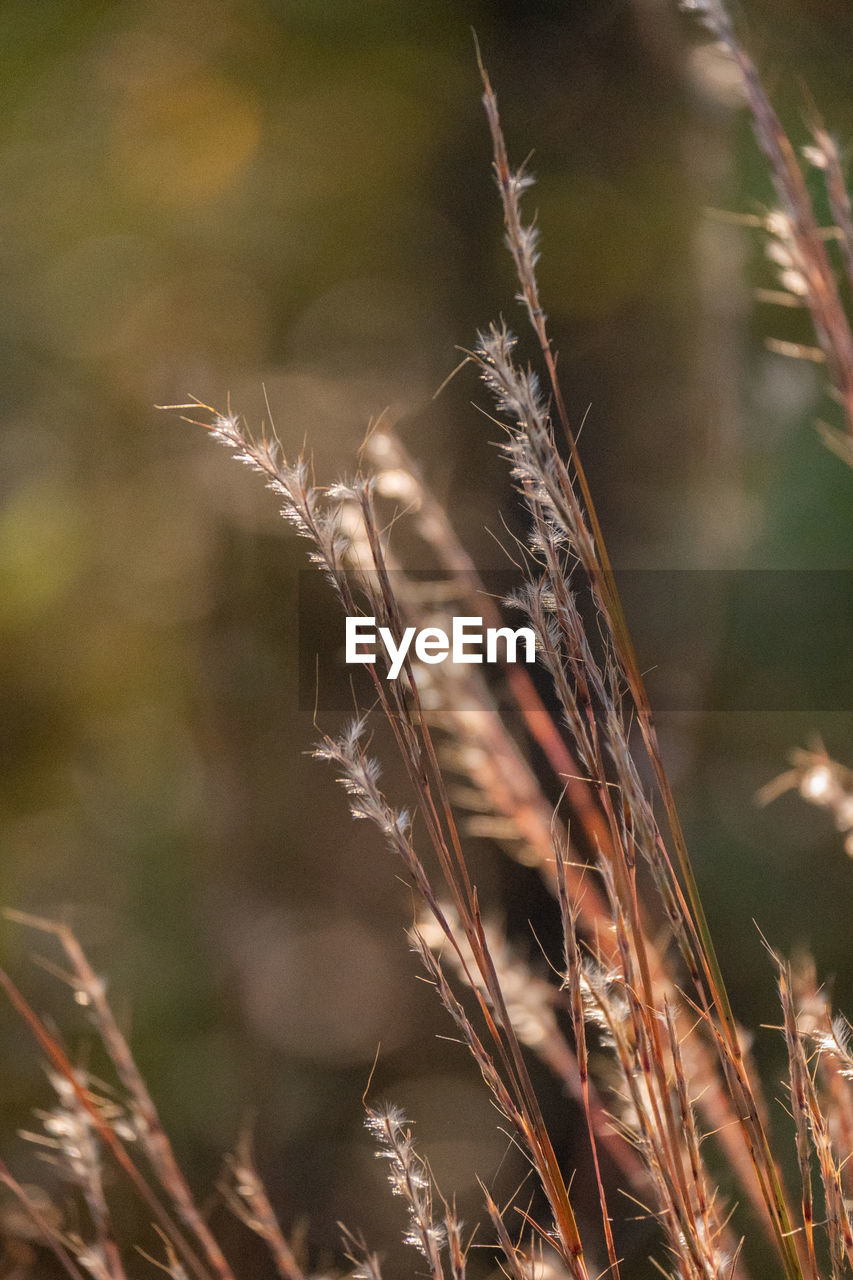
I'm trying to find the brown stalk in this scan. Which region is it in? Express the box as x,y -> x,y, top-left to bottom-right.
219,1133 -> 306,1280
721,25 -> 853,437
687,2 -> 853,456
779,968 -> 819,1280
807,119 -> 853,298
363,429 -> 614,858
310,544 -> 591,1280
364,427 -> 771,1257
4,911 -> 235,1280
351,639 -> 591,1271
477,53 -> 805,1280
0,967 -> 214,1280
790,955 -> 853,1199
778,957 -> 853,1276
0,1157 -> 87,1280
556,850 -> 620,1278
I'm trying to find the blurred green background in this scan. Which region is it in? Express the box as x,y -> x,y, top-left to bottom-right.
0,1 -> 851,1275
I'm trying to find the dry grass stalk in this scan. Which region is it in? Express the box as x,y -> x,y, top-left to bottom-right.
0,1157 -> 87,1280
4,910 -> 235,1280
759,750 -> 853,857
791,954 -> 853,1200
777,962 -> 853,1278
219,1135 -> 306,1280
1,7 -> 852,1280
364,1106 -> 448,1280
355,432 -> 778,1253
684,0 -> 853,461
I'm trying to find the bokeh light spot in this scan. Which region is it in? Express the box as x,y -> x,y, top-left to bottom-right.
0,478 -> 84,629
112,72 -> 260,207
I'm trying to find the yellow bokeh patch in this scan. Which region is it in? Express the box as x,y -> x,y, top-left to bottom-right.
112,72 -> 260,208
0,478 -> 85,629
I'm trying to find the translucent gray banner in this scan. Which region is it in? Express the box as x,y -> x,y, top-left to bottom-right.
297,569 -> 852,713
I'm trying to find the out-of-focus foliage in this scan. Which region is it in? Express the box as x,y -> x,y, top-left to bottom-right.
0,1 -> 850,1275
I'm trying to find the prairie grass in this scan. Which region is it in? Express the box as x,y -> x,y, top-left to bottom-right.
1,3 -> 852,1280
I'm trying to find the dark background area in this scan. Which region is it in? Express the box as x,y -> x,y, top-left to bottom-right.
0,1 -> 851,1276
